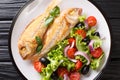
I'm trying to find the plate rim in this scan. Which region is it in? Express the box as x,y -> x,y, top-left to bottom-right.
8,0 -> 112,80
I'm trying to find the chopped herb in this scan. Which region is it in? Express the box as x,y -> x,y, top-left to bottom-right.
35,36 -> 43,53
35,36 -> 42,45
45,16 -> 54,26
45,6 -> 60,26
36,45 -> 43,53
50,6 -> 60,17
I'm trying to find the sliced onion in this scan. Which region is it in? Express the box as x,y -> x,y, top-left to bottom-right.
70,41 -> 75,49
64,74 -> 70,80
70,41 -> 75,48
84,20 -> 89,29
64,45 -> 70,57
64,41 -> 75,58
68,58 -> 77,63
64,45 -> 77,63
89,40 -> 94,51
74,51 -> 90,65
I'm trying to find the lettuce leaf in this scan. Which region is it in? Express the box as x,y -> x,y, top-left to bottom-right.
42,60 -> 62,80
90,53 -> 104,70
75,55 -> 87,64
70,27 -> 79,38
92,36 -> 102,49
78,15 -> 86,22
41,40 -> 75,80
87,28 -> 102,49
76,35 -> 90,54
60,58 -> 75,71
87,28 -> 96,37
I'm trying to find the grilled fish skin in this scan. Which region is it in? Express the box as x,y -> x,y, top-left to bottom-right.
32,8 -> 82,62
18,0 -> 62,59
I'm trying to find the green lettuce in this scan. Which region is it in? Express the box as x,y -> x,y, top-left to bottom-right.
75,55 -> 87,64
41,40 -> 75,80
42,60 -> 62,80
86,28 -> 96,37
87,28 -> 102,49
90,53 -> 104,70
92,36 -> 102,49
78,15 -> 86,22
61,58 -> 75,71
70,27 -> 85,38
70,28 -> 77,37
76,35 -> 89,54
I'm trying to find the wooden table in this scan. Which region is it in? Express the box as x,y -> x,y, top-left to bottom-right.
0,0 -> 120,80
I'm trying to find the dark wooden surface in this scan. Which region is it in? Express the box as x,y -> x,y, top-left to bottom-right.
0,0 -> 120,80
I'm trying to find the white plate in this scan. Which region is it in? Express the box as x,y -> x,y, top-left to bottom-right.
9,0 -> 111,80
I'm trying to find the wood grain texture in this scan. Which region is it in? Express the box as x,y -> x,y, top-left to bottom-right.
93,0 -> 120,19
99,61 -> 120,80
0,0 -> 29,20
0,0 -> 120,80
0,62 -> 23,80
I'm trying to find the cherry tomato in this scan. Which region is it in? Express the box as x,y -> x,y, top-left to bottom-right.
68,38 -> 76,45
67,48 -> 76,59
75,29 -> 86,39
34,61 -> 45,73
75,60 -> 83,70
87,16 -> 97,27
69,72 -> 80,80
57,67 -> 69,77
91,47 -> 103,58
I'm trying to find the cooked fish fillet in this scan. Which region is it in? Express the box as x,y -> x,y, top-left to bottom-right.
32,8 -> 82,62
18,0 -> 62,59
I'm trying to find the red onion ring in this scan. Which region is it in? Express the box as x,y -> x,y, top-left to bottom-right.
64,74 -> 70,80
70,41 -> 75,49
64,45 -> 70,57
64,41 -> 75,57
64,44 -> 77,63
68,58 -> 77,63
88,40 -> 94,51
84,20 -> 89,29
74,51 -> 90,65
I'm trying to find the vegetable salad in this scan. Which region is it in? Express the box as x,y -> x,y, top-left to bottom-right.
34,7 -> 104,80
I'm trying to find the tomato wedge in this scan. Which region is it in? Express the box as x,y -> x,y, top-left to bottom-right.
91,47 -> 103,58
34,61 -> 45,73
67,48 -> 76,59
57,67 -> 69,78
68,38 -> 76,45
69,72 -> 80,80
75,29 -> 86,39
75,60 -> 83,71
87,16 -> 97,27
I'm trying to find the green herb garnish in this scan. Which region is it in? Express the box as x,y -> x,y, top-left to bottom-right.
45,16 -> 54,26
50,6 -> 60,17
35,36 -> 43,53
35,36 -> 42,45
36,45 -> 43,53
45,6 -> 60,26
